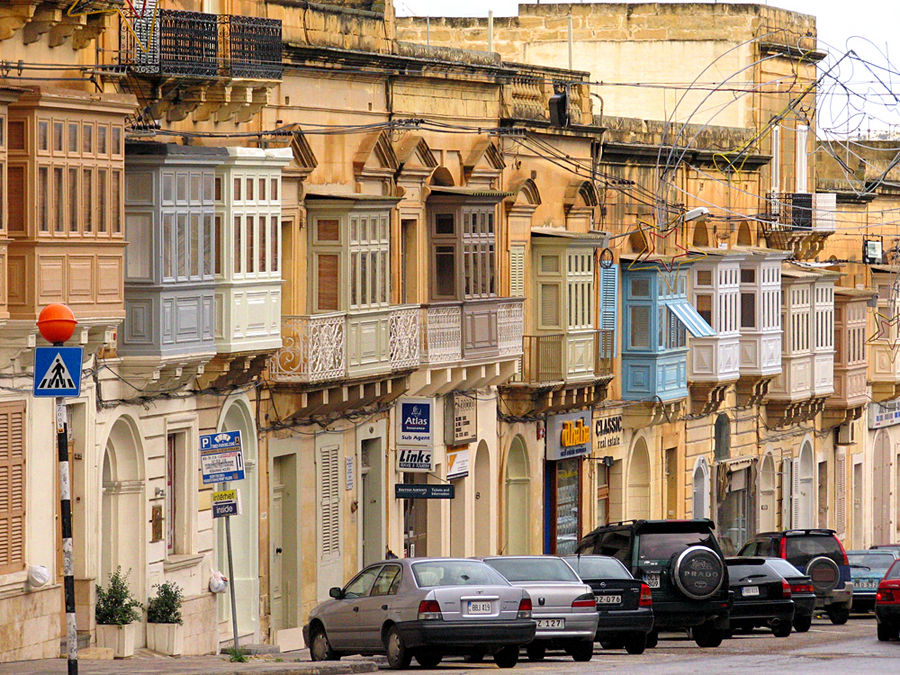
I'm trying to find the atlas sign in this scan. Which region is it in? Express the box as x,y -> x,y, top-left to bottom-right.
397,397 -> 433,446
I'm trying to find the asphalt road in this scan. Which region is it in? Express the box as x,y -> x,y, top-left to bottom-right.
403,614 -> 898,674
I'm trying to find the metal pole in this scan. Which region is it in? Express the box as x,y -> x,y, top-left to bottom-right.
56,395 -> 78,675
225,514 -> 240,653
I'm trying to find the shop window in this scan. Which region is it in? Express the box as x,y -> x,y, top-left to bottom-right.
714,414 -> 730,461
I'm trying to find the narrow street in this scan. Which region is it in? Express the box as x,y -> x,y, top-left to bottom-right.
411,616 -> 897,674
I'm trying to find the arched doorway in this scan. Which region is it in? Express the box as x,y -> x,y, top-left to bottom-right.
473,441 -> 492,556
874,430 -> 892,542
217,398 -> 259,641
101,417 -> 145,617
797,441 -> 814,528
692,457 -> 709,518
737,221 -> 753,246
759,454 -> 777,531
628,438 -> 651,519
504,436 -> 530,555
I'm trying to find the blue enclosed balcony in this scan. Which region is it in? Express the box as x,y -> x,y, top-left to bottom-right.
621,261 -> 714,402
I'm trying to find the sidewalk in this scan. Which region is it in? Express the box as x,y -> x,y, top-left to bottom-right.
0,650 -> 380,675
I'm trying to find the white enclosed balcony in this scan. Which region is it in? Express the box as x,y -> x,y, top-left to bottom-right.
271,306 -> 420,383
869,268 -> 900,401
735,249 -> 787,380
827,288 -> 871,413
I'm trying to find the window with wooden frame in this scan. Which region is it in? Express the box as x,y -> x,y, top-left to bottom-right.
349,212 -> 389,309
566,250 -> 593,330
461,208 -> 495,299
312,215 -> 341,312
0,401 -> 26,575
432,212 -> 457,299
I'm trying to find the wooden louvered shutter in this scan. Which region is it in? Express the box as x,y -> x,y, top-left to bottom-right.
317,254 -> 339,312
834,454 -> 846,537
0,402 -> 26,575
599,264 -> 619,352
781,459 -> 792,530
791,458 -> 801,528
540,284 -> 559,329
509,243 -> 525,298
318,443 -> 341,562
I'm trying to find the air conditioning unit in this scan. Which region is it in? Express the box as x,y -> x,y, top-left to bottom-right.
835,422 -> 855,446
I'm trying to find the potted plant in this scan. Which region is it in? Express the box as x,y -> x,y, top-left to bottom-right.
95,567 -> 142,658
146,581 -> 184,656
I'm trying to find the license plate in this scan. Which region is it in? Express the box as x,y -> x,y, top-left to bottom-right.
858,580 -> 878,589
596,595 -> 622,605
645,573 -> 660,589
467,600 -> 492,614
536,618 -> 565,630
742,586 -> 760,597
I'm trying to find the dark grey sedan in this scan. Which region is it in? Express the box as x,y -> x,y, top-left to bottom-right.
303,558 -> 535,669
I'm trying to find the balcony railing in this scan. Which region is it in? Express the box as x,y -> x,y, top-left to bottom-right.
421,304 -> 463,365
517,329 -> 614,384
122,10 -> 282,80
421,298 -> 525,366
764,193 -> 836,233
272,307 -> 420,383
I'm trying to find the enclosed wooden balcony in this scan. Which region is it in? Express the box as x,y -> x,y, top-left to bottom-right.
518,330 -> 614,384
271,306 -> 420,384
118,9 -> 282,123
824,288 -> 872,425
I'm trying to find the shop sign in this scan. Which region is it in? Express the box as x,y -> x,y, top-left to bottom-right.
870,398 -> 900,429
546,410 -> 592,460
445,393 -> 477,445
594,414 -> 622,452
212,489 -> 242,518
397,447 -> 434,472
397,397 -> 433,446
394,483 -> 455,499
447,446 -> 469,479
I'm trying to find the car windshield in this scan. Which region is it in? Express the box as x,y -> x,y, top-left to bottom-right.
637,531 -> 716,562
411,561 -> 507,588
563,556 -> 631,580
848,552 -> 895,571
485,557 -> 581,583
887,562 -> 900,580
764,558 -> 804,578
785,535 -> 843,567
727,563 -> 769,582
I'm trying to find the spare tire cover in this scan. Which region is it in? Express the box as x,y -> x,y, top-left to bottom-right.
806,556 -> 839,594
672,546 -> 725,600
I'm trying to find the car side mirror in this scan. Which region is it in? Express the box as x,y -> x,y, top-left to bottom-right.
329,587 -> 344,599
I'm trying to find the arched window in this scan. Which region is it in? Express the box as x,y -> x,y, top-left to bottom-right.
692,458 -> 710,518
714,414 -> 731,462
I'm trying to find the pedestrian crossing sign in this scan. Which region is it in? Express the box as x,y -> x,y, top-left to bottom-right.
33,346 -> 83,397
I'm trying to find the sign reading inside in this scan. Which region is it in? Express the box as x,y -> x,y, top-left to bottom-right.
447,447 -> 469,479
595,414 -> 622,451
546,410 -> 592,460
397,447 -> 434,472
33,346 -> 84,398
199,431 -> 245,484
395,483 -> 455,499
397,397 -> 433,446
212,489 -> 242,518
445,393 -> 476,445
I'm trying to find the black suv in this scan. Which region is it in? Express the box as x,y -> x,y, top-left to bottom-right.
737,529 -> 853,624
576,519 -> 731,648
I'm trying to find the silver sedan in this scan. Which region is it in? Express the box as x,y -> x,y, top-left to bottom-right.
482,555 -> 599,662
303,557 -> 535,669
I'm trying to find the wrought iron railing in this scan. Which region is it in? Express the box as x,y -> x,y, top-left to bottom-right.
764,192 -> 813,232
420,303 -> 463,365
121,9 -> 282,80
271,314 -> 346,383
221,15 -> 283,80
389,307 -> 421,371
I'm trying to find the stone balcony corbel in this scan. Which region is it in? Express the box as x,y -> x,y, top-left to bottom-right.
233,86 -> 269,124
215,85 -> 249,124
0,3 -> 37,41
191,84 -> 229,124
165,84 -> 207,123
48,12 -> 87,48
22,5 -> 62,45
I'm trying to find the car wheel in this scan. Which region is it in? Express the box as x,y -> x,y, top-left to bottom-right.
772,620 -> 792,638
693,622 -> 724,648
793,615 -> 812,633
526,643 -> 546,661
827,606 -> 850,625
599,638 -> 624,650
415,652 -> 442,668
624,632 -> 647,655
464,650 -> 485,663
877,623 -> 897,642
646,630 -> 659,649
384,625 -> 411,669
566,639 -> 594,662
493,645 -> 519,669
309,625 -> 339,662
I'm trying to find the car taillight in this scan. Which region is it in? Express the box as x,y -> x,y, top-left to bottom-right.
781,579 -> 792,599
417,599 -> 442,620
639,583 -> 653,607
877,587 -> 896,604
790,583 -> 814,594
517,597 -> 532,619
779,538 -> 787,559
834,536 -> 850,567
571,592 -> 596,608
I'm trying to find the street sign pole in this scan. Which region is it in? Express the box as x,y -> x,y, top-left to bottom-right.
56,394 -> 77,675
224,493 -> 240,654
35,305 -> 81,675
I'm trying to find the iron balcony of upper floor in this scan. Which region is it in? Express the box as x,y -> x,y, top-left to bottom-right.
761,192 -> 836,256
270,298 -> 525,385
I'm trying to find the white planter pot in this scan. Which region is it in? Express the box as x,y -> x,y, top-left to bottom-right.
96,623 -> 137,658
147,622 -> 184,656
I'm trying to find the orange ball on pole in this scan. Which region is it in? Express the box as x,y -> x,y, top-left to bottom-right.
37,303 -> 77,344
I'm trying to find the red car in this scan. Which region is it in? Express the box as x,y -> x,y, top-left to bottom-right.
875,559 -> 900,641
